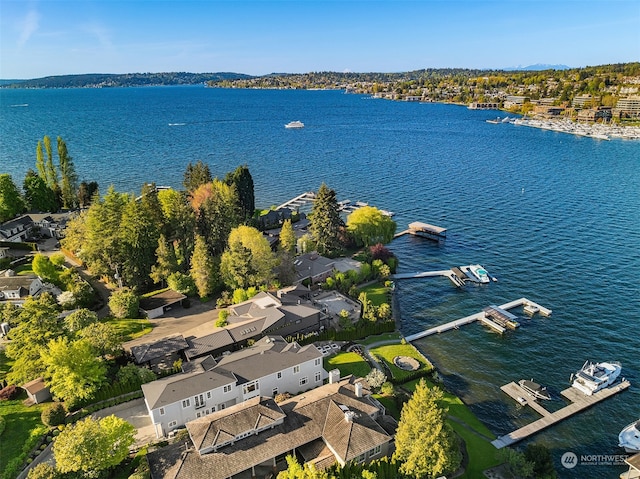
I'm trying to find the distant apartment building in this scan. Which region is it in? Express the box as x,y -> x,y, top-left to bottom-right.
613,96 -> 640,119
504,95 -> 529,109
577,107 -> 612,122
142,336 -> 327,437
572,95 -> 600,108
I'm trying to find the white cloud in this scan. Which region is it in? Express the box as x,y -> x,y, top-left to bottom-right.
18,7 -> 40,47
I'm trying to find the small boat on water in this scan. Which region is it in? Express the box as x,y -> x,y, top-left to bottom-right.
486,118 -> 501,124
469,264 -> 490,283
619,419 -> 640,453
285,120 -> 304,129
570,360 -> 622,396
518,379 -> 551,400
523,304 -> 539,315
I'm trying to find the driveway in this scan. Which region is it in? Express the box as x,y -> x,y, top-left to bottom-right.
92,398 -> 157,446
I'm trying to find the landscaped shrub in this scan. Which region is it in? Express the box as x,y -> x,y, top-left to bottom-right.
26,463 -> 59,479
0,384 -> 18,401
41,402 -> 67,427
109,288 -> 140,319
216,310 -> 229,327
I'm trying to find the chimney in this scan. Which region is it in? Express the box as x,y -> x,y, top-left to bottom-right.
355,382 -> 363,398
328,369 -> 340,384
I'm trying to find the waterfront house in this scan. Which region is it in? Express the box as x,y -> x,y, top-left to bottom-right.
142,335 -> 327,438
294,252 -> 335,285
147,375 -> 394,479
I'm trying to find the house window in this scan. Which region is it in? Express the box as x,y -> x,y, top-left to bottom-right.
206,391 -> 211,399
355,453 -> 366,463
196,412 -> 202,418
159,408 -> 165,416
168,420 -> 177,428
299,377 -> 308,386
223,384 -> 232,393
195,394 -> 205,409
243,381 -> 259,395
182,399 -> 190,408
293,365 -> 300,374
369,445 -> 381,457
315,371 -> 322,382
314,358 -> 321,366
272,387 -> 279,396
277,371 -> 282,379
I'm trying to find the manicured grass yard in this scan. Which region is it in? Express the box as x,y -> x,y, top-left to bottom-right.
0,392 -> 48,478
324,352 -> 371,379
369,343 -> 433,382
107,318 -> 153,341
358,283 -> 390,306
13,264 -> 35,276
403,378 -> 501,477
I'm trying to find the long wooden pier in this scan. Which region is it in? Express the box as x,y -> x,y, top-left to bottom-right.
405,297 -> 549,342
492,380 -> 631,448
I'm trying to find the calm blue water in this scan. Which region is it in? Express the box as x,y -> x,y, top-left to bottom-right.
1,86 -> 638,477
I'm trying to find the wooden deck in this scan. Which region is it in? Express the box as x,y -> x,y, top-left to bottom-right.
492,380 -> 631,448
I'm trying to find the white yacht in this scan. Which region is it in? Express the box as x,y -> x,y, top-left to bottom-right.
469,264 -> 490,283
619,419 -> 640,453
285,120 -> 304,129
571,360 -> 622,396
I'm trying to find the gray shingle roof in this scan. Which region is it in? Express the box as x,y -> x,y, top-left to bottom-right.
183,329 -> 234,360
143,336 -> 321,409
148,377 -> 391,479
130,334 -> 189,364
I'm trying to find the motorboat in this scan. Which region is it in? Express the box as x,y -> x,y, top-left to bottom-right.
618,419 -> 640,453
469,264 -> 490,283
571,360 -> 622,396
523,304 -> 539,315
285,120 -> 304,129
518,379 -> 551,400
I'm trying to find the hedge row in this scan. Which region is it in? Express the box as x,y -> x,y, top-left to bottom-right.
70,378 -> 146,411
287,320 -> 396,346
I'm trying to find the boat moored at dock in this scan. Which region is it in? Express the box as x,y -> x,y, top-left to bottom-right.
619,419 -> 640,453
518,379 -> 551,400
571,360 -> 622,396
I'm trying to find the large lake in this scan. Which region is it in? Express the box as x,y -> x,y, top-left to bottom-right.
1,86 -> 638,476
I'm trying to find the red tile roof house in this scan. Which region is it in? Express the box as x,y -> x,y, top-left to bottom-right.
141,336 -> 328,438
148,376 -> 395,479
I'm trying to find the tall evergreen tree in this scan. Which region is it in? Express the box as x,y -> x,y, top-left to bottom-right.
36,140 -> 47,180
190,234 -> 217,298
0,173 -> 25,222
194,179 -> 241,257
225,164 -> 255,221
279,219 -> 296,254
119,197 -> 160,289
57,136 -> 78,209
309,183 -> 344,257
150,234 -> 179,284
393,379 -> 461,478
277,219 -> 297,285
43,135 -> 58,191
183,160 -> 212,193
77,181 -> 99,208
139,182 -> 165,226
23,169 -> 59,212
158,188 -> 196,270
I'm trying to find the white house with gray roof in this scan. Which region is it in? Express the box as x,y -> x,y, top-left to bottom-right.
142,335 -> 326,438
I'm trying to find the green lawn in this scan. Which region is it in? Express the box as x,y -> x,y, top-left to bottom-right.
402,378 -> 500,477
373,394 -> 401,419
13,264 -> 35,276
358,283 -> 390,306
106,318 -> 153,341
356,332 -> 402,346
369,343 -> 433,382
0,392 -> 48,478
324,352 -> 371,379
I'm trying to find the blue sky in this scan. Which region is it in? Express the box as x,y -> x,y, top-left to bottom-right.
1,0 -> 639,79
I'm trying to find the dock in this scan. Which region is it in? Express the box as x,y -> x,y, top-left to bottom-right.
395,222 -> 447,241
405,297 -> 549,342
390,264 -> 487,288
493,380 -> 631,448
276,191 -> 316,211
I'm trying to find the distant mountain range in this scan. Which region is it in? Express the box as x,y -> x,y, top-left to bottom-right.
0,72 -> 253,89
503,64 -> 571,71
